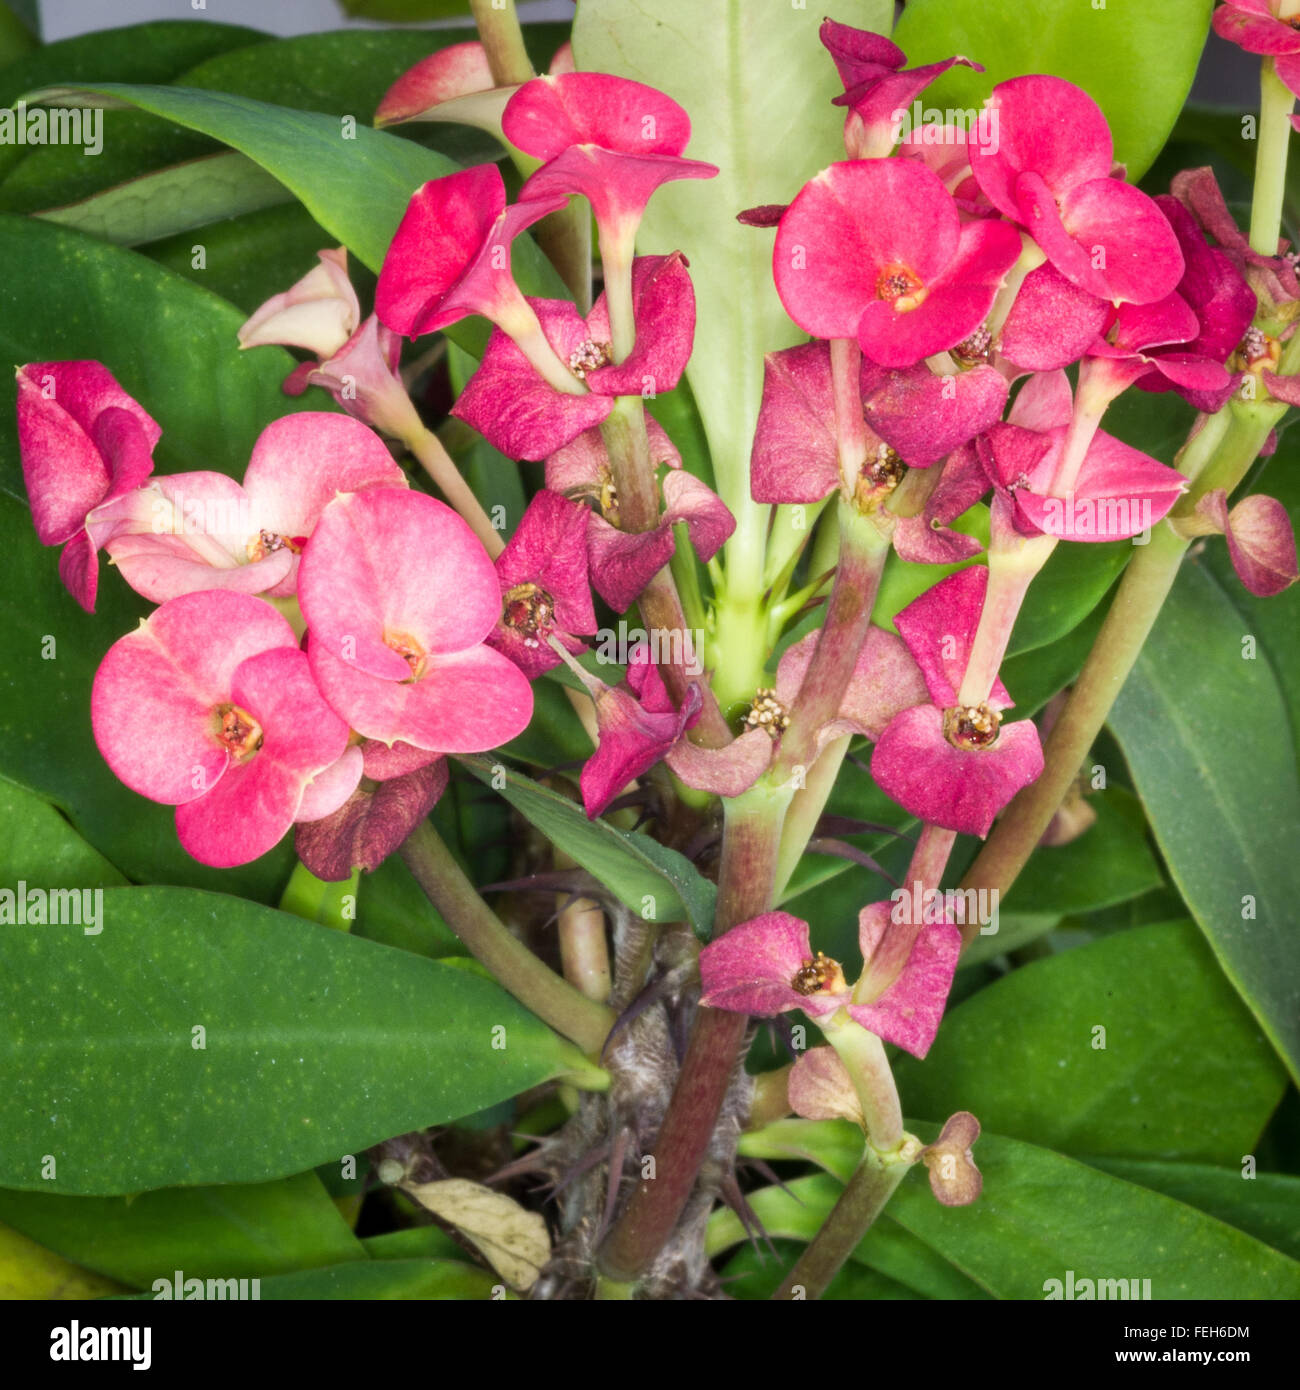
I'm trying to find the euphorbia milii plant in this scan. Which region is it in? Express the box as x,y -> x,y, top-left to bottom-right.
7,0 -> 1299,1317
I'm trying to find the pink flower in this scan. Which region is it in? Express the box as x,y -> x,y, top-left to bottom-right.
999,263 -> 1111,373
299,487 -> 534,753
970,76 -> 1184,305
105,414 -> 407,603
773,160 -> 1021,368
891,444 -> 989,566
486,488 -> 597,679
860,358 -> 1009,468
977,370 -> 1186,542
1196,488 -> 1299,597
697,902 -> 960,1059
375,164 -> 567,342
454,253 -> 696,459
16,361 -> 161,612
506,73 -> 718,264
91,590 -> 355,867
238,248 -> 359,357
571,652 -> 770,819
1213,1 -> 1300,100
871,568 -> 1044,837
820,19 -> 981,160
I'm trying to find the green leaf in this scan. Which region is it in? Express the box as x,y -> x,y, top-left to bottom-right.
1110,562 -> 1300,1085
721,1238 -> 922,1301
1007,539 -> 1130,658
893,922 -> 1288,1163
0,779 -> 127,889
0,1174 -> 366,1288
0,886 -> 583,1194
893,0 -> 1215,182
0,22 -> 264,189
144,202 -> 338,315
354,855 -> 461,959
1000,786 -> 1162,918
731,1123 -> 1300,1299
1084,1159 -> 1300,1261
458,756 -> 716,933
0,30 -> 501,220
572,2 -> 891,534
0,1 -> 36,68
20,81 -> 563,332
35,152 -> 292,246
339,0 -> 469,18
888,1126 -> 1300,1300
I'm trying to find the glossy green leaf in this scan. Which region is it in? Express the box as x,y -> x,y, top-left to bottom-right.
1111,562 -> 1300,1085
893,922 -> 1288,1162
1085,1158 -> 1300,1261
893,0 -> 1215,182
0,886 -> 584,1194
459,756 -> 717,933
0,1174 -> 365,1288
721,1238 -> 920,1301
20,80 -> 563,327
339,0 -> 470,17
572,2 -> 890,539
0,30 -> 501,219
732,1121 -> 1300,1299
0,779 -> 127,890
0,1222 -> 127,1300
889,1125 -> 1300,1300
0,1 -> 36,68
0,22 -> 263,187
36,151 -> 291,245
1008,539 -> 1130,658
354,855 -> 461,959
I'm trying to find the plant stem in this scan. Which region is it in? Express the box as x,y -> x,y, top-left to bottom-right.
400,819 -> 613,1054
773,501 -> 893,782
595,783 -> 790,1283
771,1144 -> 912,1300
1251,59 -> 1295,256
470,0 -> 533,85
600,396 -> 731,746
405,424 -> 504,558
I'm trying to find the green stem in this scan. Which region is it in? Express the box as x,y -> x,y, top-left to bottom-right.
771,1144 -> 913,1300
400,819 -> 614,1054
405,424 -> 504,558
279,860 -> 358,931
469,0 -> 533,85
595,782 -> 790,1283
1250,59 -> 1295,257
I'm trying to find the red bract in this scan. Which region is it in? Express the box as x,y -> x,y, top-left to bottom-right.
106,414 -> 406,603
773,160 -> 1021,368
860,358 -> 1009,467
820,19 -> 981,160
891,444 -> 989,565
454,253 -> 696,459
978,369 -> 1187,542
487,488 -> 597,679
696,902 -> 960,1059
17,361 -> 161,612
971,76 -> 1184,305
1213,1 -> 1300,99
300,488 -> 533,752
91,590 -> 354,867
1196,488 -> 1299,597
375,164 -> 567,341
571,653 -> 769,819
506,73 -> 718,256
999,263 -> 1111,373
1086,294 -> 1239,408
374,40 -> 495,127
871,568 -> 1044,837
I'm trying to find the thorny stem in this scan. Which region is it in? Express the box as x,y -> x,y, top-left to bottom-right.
595,783 -> 789,1283
401,819 -> 613,1055
405,424 -> 504,558
772,1140 -> 913,1300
